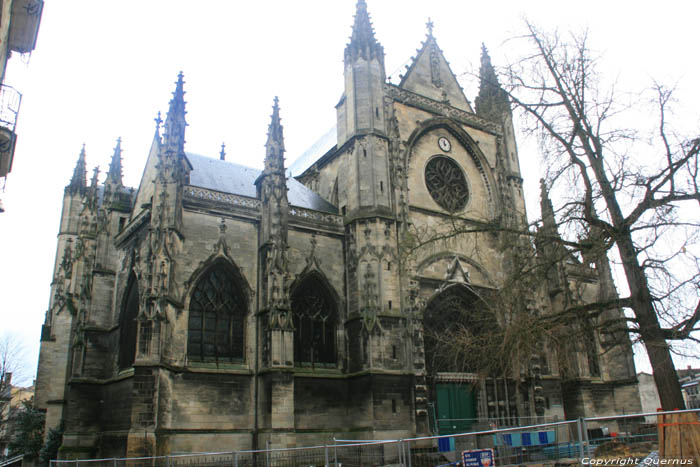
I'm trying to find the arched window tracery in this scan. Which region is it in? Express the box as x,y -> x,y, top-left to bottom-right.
291,274 -> 337,367
424,155 -> 469,212
187,262 -> 246,362
118,274 -> 139,370
423,285 -> 491,375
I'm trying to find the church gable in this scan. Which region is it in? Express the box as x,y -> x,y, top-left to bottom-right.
399,29 -> 473,113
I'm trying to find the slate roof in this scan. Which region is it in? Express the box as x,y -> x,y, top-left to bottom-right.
288,126 -> 337,177
185,153 -> 337,214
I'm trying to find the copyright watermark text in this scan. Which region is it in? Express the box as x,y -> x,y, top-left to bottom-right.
582,458 -> 695,465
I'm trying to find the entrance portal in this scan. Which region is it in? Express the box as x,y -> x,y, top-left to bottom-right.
436,383 -> 477,434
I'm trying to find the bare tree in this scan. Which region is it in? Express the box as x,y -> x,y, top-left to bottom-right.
1,332 -> 32,448
0,333 -> 30,390
499,22 -> 700,410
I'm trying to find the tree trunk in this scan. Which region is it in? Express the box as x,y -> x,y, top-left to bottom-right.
616,233 -> 686,410
587,153 -> 686,410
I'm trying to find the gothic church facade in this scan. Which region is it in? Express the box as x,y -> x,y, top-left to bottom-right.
35,1 -> 641,458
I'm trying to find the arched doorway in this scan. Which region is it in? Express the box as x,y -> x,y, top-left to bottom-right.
422,284 -> 492,433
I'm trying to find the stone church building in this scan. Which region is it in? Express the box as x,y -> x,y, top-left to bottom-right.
35,0 -> 641,458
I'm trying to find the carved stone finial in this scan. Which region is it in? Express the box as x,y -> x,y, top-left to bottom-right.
106,137 -> 123,185
220,142 -> 226,161
426,18 -> 434,37
90,165 -> 100,188
154,111 -> 163,132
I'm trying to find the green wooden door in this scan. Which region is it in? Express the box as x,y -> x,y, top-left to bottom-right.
436,383 -> 476,434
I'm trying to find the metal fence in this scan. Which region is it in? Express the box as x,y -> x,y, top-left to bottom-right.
50,409 -> 699,467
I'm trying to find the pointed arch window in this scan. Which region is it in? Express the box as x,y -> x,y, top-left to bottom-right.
187,263 -> 246,362
291,274 -> 337,367
118,274 -> 139,370
423,285 -> 493,375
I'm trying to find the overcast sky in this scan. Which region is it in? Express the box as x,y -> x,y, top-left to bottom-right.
1,0 -> 699,384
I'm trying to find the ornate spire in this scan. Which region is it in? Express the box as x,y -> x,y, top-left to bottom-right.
162,72 -> 187,155
264,96 -> 285,173
68,144 -> 87,195
475,43 -> 510,120
479,43 -> 499,87
106,137 -> 123,185
345,0 -> 384,65
219,142 -> 226,161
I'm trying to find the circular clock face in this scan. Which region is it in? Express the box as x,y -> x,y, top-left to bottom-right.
438,137 -> 451,152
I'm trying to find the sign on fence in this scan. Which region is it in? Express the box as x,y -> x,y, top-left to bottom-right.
462,448 -> 495,467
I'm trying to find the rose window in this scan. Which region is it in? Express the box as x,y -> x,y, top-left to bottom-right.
425,156 -> 469,212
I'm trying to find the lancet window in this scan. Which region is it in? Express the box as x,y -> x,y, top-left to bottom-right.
291,274 -> 337,367
187,263 -> 246,362
118,274 -> 139,370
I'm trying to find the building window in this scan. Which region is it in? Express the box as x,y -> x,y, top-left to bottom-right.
291,274 -> 337,367
423,285 -> 493,375
424,156 -> 469,212
187,262 -> 246,362
118,274 -> 139,370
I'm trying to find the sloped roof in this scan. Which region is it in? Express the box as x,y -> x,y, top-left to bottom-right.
288,127 -> 337,177
185,153 -> 337,214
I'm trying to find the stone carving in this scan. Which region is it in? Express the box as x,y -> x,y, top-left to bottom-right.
444,256 -> 470,284
429,40 -> 442,88
425,156 -> 469,212
385,84 -> 501,134
361,262 -> 380,329
288,206 -> 342,226
184,186 -> 261,209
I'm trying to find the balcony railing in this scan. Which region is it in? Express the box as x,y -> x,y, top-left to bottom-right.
0,85 -> 22,178
0,85 -> 21,132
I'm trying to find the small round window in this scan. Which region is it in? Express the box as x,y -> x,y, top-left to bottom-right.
424,156 -> 469,212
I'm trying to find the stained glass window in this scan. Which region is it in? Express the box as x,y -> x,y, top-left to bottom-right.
291,275 -> 336,366
188,263 -> 245,362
